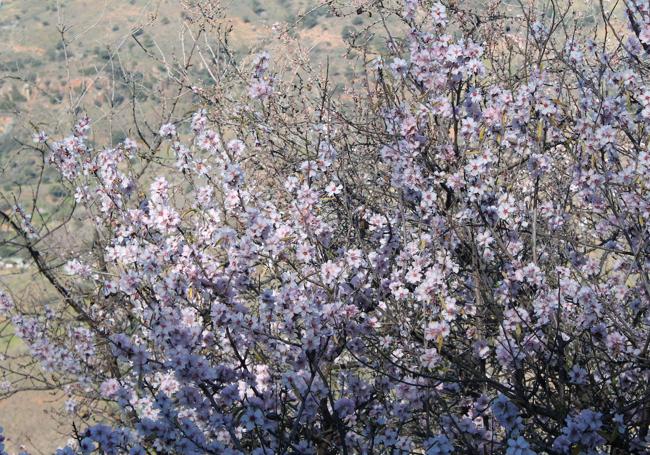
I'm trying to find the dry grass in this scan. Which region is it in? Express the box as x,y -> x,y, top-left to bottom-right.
0,391 -> 67,455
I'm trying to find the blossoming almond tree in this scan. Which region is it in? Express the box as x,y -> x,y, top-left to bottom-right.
0,0 -> 649,453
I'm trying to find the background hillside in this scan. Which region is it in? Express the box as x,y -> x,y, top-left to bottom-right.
0,0 -> 367,207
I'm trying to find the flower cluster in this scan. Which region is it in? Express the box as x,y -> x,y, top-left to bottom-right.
553,410 -> 605,454
0,426 -> 7,455
0,291 -> 12,316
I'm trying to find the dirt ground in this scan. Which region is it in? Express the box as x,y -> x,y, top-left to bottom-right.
0,390 -> 67,454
